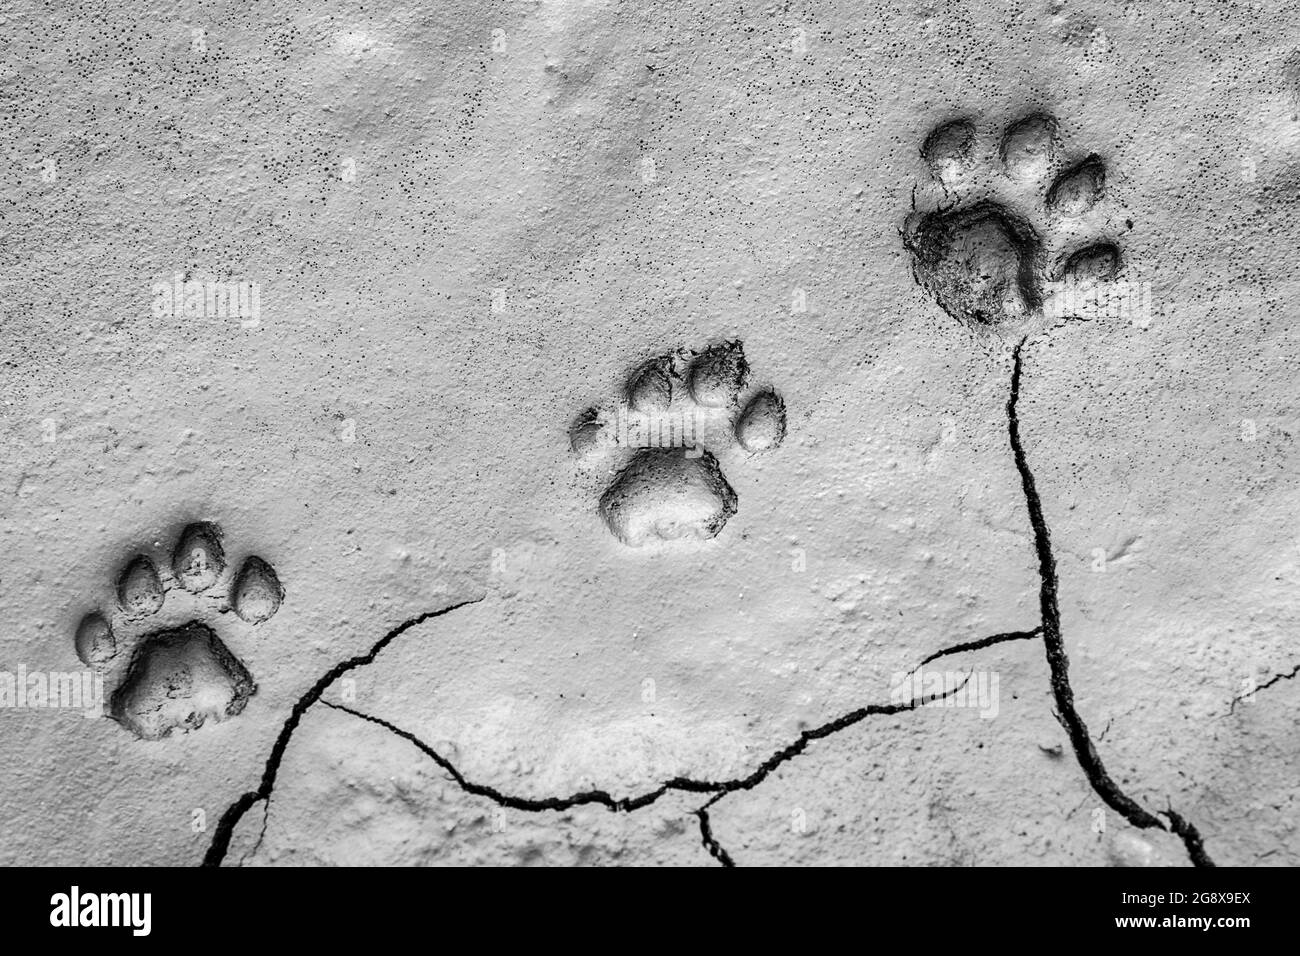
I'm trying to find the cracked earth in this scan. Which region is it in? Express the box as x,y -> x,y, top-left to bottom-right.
193,345 -> 1215,868
3,1 -> 1299,867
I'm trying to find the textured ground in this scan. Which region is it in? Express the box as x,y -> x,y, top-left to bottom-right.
1,0 -> 1296,866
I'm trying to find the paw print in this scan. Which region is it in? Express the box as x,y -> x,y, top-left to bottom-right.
902,112 -> 1127,337
569,341 -> 787,547
72,521 -> 283,740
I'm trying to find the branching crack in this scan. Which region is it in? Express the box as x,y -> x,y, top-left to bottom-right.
322,672 -> 970,816
1008,338 -> 1215,868
695,798 -> 735,867
235,801 -> 271,868
318,620 -> 1042,865
315,664 -> 993,863
205,335 -> 1209,869
204,583 -> 1033,868
201,596 -> 485,867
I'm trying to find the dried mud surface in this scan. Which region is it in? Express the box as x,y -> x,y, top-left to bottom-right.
2,0 -> 1297,866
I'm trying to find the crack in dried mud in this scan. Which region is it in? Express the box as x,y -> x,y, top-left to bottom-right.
202,342 -> 1216,869
317,670 -> 971,840
311,636 -> 1038,865
694,798 -> 735,867
202,594 -> 1034,866
916,627 -> 1041,666
1229,663 -> 1300,714
201,596 -> 485,867
1009,338 -> 1214,868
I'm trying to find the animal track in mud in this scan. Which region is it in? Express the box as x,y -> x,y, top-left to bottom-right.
73,521 -> 283,740
904,112 -> 1125,336
569,341 -> 787,547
